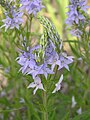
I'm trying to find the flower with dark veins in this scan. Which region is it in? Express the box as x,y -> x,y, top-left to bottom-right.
56,52 -> 74,71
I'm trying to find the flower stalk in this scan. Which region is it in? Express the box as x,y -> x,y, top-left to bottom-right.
43,90 -> 48,120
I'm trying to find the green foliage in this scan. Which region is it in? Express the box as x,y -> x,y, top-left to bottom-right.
72,110 -> 90,120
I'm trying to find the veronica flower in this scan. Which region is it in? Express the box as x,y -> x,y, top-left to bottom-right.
27,76 -> 45,94
71,96 -> 77,108
70,29 -> 83,37
45,41 -> 56,60
28,63 -> 54,79
1,7 -> 23,31
52,74 -> 63,93
44,41 -> 59,69
66,0 -> 89,37
79,0 -> 90,12
66,11 -> 85,25
45,41 -> 73,71
18,58 -> 36,74
17,46 -> 38,74
20,0 -> 44,16
77,107 -> 82,115
56,53 -> 73,71
46,52 -> 59,71
50,52 -> 73,71
17,45 -> 54,79
44,37 -> 73,71
17,33 -> 73,95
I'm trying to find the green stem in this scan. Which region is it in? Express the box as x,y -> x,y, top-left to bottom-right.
43,90 -> 48,120
24,15 -> 33,51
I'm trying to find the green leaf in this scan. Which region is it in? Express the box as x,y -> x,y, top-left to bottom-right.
72,110 -> 90,120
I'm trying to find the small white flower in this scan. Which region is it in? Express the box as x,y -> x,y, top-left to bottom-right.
52,74 -> 63,93
77,107 -> 82,115
78,57 -> 82,61
71,96 -> 77,108
19,98 -> 25,103
27,76 -> 45,94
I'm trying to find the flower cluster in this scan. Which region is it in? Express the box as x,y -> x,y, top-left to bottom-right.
16,16 -> 74,94
20,0 -> 44,16
0,1 -> 23,31
66,0 -> 89,37
1,0 -> 44,31
17,36 -> 73,94
1,9 -> 23,31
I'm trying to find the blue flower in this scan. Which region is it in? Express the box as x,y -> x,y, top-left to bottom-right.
27,76 -> 45,94
1,7 -> 23,31
56,53 -> 74,71
66,0 -> 89,37
31,63 -> 54,79
47,52 -> 74,71
17,45 -> 54,79
17,36 -> 74,94
20,0 -> 44,16
17,46 -> 37,74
